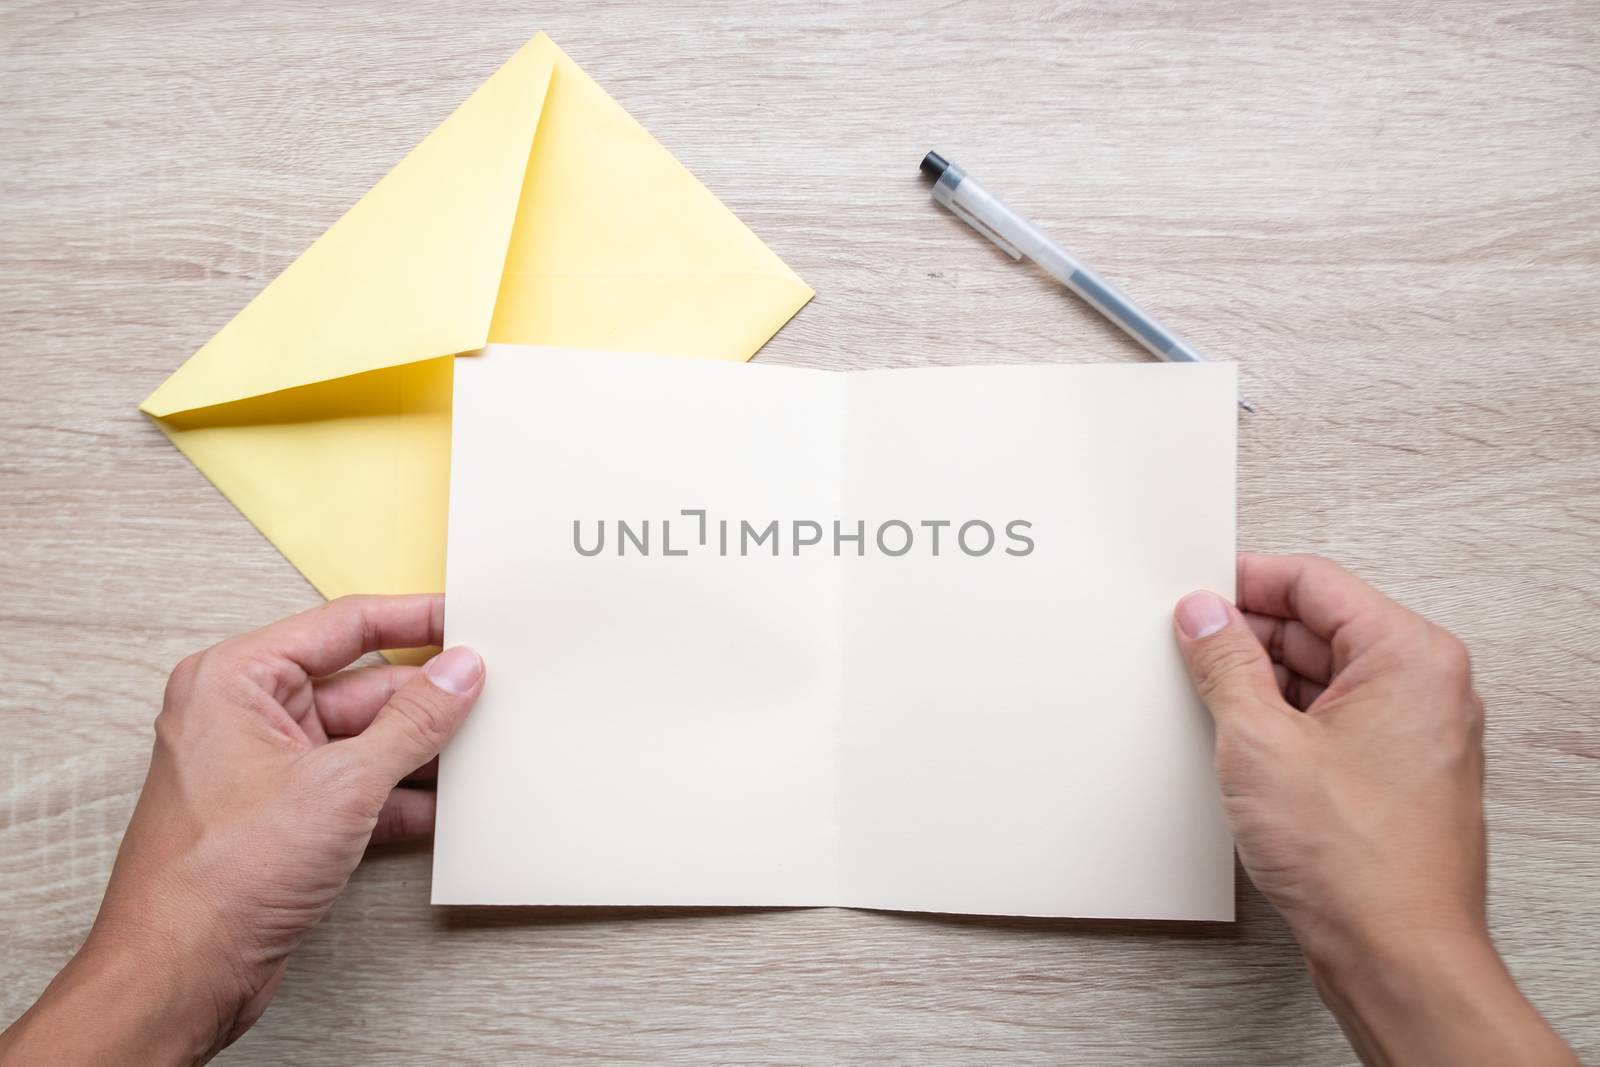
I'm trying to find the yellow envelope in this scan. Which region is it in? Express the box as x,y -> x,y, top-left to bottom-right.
141,33 -> 812,619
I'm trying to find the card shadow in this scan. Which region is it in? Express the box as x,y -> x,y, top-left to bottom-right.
426,856 -> 1261,941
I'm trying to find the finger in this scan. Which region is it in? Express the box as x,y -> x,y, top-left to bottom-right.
1271,663 -> 1329,712
1244,611 -> 1334,684
229,594 -> 445,679
1174,590 -> 1295,727
1237,554 -> 1407,649
313,665 -> 421,736
371,787 -> 438,845
347,646 -> 484,785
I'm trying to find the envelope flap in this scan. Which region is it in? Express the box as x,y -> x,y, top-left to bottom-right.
140,37 -> 558,418
485,38 -> 813,351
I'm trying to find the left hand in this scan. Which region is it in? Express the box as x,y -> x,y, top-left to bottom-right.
0,595 -> 484,1065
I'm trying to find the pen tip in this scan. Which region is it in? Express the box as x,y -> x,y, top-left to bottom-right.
1239,397 -> 1257,413
920,151 -> 949,181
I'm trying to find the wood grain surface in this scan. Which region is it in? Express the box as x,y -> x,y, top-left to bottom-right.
2,1 -> 1596,1063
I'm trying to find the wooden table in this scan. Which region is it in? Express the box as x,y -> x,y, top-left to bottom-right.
3,2 -> 1596,1062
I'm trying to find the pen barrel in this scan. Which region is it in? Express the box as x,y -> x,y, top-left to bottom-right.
1057,261 -> 1194,363
933,164 -> 1208,366
1031,238 -> 1197,363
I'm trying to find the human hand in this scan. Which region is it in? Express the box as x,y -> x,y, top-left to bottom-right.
1174,553 -> 1573,1067
0,595 -> 483,1065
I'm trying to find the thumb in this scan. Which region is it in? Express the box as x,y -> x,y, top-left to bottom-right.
351,645 -> 484,784
1173,591 -> 1286,725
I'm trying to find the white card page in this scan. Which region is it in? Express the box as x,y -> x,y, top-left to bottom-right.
434,345 -> 1236,920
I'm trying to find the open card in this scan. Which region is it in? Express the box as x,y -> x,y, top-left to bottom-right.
433,346 -> 1236,920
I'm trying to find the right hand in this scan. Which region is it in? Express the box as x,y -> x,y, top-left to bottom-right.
1172,553 -> 1574,1066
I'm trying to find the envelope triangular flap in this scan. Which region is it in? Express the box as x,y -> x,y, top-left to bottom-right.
485,39 -> 811,350
139,38 -> 558,418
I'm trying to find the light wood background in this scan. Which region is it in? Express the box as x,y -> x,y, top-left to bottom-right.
2,1 -> 1596,1063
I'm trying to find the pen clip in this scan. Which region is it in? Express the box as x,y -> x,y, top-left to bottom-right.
945,196 -> 1023,260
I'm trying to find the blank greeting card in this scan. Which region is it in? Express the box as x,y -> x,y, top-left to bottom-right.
433,345 -> 1236,920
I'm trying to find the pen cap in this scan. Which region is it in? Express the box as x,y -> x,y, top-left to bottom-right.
930,165 -> 1024,260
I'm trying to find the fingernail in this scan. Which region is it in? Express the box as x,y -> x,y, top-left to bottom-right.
424,646 -> 482,695
1176,591 -> 1231,639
